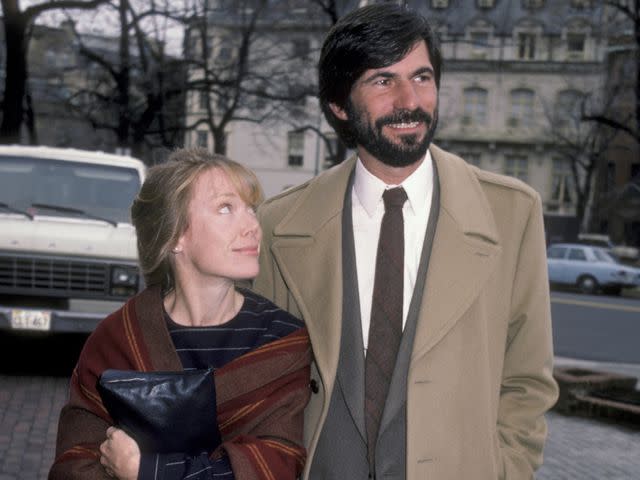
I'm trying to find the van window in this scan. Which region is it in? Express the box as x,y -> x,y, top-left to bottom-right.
0,156 -> 141,224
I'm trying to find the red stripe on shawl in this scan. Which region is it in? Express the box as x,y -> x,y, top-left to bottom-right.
219,399 -> 265,431
236,331 -> 309,361
217,365 -> 307,434
262,439 -> 306,462
215,328 -> 309,379
246,443 -> 276,480
261,440 -> 306,471
123,299 -> 149,371
75,369 -> 109,418
54,444 -> 101,462
223,435 -> 306,480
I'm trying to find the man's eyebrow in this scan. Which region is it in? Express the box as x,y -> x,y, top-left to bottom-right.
413,66 -> 435,77
361,66 -> 435,84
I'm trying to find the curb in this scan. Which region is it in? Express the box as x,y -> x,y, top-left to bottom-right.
553,366 -> 640,426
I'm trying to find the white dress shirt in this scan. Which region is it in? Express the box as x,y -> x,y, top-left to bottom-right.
351,152 -> 434,351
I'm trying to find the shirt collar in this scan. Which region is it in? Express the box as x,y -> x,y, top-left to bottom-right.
353,151 -> 433,218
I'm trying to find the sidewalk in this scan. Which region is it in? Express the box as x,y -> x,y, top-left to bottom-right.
537,356 -> 640,479
1,356 -> 639,479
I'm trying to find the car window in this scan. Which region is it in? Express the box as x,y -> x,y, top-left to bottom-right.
547,247 -> 567,259
593,248 -> 617,264
568,248 -> 587,261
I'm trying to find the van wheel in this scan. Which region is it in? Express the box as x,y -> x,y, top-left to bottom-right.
577,275 -> 598,294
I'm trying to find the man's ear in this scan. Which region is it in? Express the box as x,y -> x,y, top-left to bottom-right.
329,102 -> 348,121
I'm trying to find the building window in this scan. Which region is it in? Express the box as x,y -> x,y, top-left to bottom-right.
199,91 -> 208,110
571,0 -> 592,8
218,46 -> 231,60
288,131 -> 304,166
217,94 -> 227,110
469,30 -> 490,58
463,87 -> 488,125
504,155 -> 529,182
196,130 -> 208,148
550,158 -> 573,207
522,0 -> 544,8
509,89 -> 535,128
477,0 -> 495,8
463,152 -> 482,167
566,33 -> 586,60
555,90 -> 583,126
517,32 -> 536,60
323,133 -> 340,168
431,0 -> 449,8
606,162 -> 616,192
471,31 -> 489,47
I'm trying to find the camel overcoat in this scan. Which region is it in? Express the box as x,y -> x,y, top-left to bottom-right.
253,145 -> 558,479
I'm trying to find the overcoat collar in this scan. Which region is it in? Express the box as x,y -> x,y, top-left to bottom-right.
273,146 -> 498,241
269,145 -> 501,381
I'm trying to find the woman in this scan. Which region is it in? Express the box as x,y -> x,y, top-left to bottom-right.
49,148 -> 311,480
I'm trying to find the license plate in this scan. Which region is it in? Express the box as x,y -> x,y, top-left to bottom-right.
10,309 -> 51,331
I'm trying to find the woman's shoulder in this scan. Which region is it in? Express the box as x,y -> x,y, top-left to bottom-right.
237,287 -> 305,333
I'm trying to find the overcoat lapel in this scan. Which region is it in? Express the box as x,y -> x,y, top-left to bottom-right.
338,172 -> 366,440
410,146 -> 502,364
268,158 -> 356,394
378,162 -> 440,441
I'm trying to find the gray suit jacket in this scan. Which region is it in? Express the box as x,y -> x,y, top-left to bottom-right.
310,165 -> 440,479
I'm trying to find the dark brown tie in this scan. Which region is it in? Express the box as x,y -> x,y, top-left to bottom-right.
365,186 -> 407,468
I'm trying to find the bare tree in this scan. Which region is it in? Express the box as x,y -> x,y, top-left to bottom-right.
64,0 -> 187,160
543,90 -> 618,230
583,0 -> 639,146
0,0 -> 108,144
183,0 -> 320,155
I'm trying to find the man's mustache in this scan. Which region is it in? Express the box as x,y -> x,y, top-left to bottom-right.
376,109 -> 433,129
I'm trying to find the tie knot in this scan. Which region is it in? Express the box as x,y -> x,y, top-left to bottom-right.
382,187 -> 407,209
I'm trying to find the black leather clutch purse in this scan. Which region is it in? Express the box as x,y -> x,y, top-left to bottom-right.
96,368 -> 221,454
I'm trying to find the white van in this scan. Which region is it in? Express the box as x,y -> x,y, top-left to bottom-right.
0,146 -> 146,333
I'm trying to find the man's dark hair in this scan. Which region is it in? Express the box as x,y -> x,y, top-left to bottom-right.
318,3 -> 442,148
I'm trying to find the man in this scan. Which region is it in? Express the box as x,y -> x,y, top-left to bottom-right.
253,4 -> 558,479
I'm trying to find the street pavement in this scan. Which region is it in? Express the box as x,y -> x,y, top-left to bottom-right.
538,357 -> 640,480
0,357 -> 639,479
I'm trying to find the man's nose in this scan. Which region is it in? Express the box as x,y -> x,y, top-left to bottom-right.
392,80 -> 419,111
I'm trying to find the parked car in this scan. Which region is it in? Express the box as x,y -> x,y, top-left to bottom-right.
577,233 -> 639,264
547,243 -> 640,295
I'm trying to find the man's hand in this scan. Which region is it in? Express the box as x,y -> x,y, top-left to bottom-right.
99,426 -> 141,480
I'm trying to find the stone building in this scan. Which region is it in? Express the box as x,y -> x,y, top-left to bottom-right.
183,0 -> 614,226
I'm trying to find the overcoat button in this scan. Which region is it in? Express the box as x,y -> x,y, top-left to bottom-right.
310,379 -> 319,393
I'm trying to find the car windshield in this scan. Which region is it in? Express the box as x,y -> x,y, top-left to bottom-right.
0,155 -> 140,224
592,248 -> 618,264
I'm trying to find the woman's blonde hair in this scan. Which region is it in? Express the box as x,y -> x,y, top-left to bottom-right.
130,148 -> 264,291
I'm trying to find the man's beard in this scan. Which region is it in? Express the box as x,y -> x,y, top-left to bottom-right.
346,101 -> 438,168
